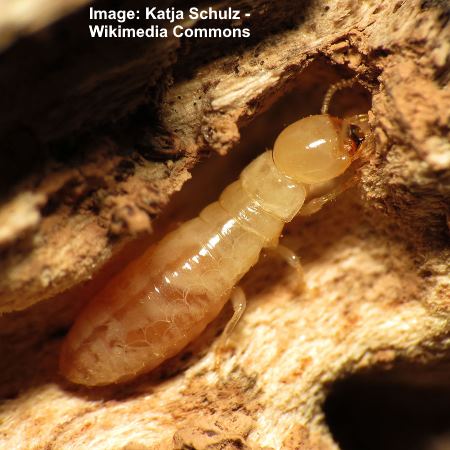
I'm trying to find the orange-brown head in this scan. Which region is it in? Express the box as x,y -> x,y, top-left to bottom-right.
272,114 -> 367,184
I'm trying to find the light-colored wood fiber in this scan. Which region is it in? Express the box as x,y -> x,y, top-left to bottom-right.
0,0 -> 449,448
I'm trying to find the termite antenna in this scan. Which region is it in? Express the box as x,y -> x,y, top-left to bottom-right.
321,78 -> 361,114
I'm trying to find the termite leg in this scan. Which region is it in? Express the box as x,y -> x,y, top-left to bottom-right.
271,244 -> 305,293
298,177 -> 356,216
222,286 -> 247,341
214,286 -> 247,369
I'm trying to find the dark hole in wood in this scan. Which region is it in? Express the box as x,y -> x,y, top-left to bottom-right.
324,367 -> 450,450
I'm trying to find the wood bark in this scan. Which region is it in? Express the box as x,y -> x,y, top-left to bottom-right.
0,0 -> 449,449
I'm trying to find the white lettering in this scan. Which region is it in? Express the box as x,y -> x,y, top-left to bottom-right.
89,25 -> 105,37
173,25 -> 184,37
89,25 -> 168,38
188,7 -> 241,21
89,8 -> 135,23
88,7 -> 251,39
146,7 -> 157,20
189,7 -> 199,20
146,7 -> 183,23
172,26 -> 251,39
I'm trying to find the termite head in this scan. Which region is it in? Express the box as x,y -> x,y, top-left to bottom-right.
273,78 -> 371,185
273,113 -> 369,184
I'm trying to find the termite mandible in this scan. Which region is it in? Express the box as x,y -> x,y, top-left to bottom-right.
60,79 -> 373,386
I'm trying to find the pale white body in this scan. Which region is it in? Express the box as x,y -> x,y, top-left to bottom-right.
61,152 -> 307,386
61,81 -> 371,386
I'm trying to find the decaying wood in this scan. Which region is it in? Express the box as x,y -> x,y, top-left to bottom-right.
0,0 -> 307,312
0,0 -> 449,449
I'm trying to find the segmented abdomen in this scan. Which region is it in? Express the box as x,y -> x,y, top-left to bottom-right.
60,152 -> 306,386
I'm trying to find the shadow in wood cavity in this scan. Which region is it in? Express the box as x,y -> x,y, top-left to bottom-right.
324,364 -> 450,450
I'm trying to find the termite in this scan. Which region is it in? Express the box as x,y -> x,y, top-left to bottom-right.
60,79 -> 373,386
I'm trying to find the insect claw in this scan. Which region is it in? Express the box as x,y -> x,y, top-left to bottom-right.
214,287 -> 246,372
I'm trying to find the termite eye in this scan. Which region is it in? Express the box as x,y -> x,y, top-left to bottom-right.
349,124 -> 365,146
273,115 -> 352,184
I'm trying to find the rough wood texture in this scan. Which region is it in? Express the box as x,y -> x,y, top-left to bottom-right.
0,0 -> 305,312
0,0 -> 449,449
